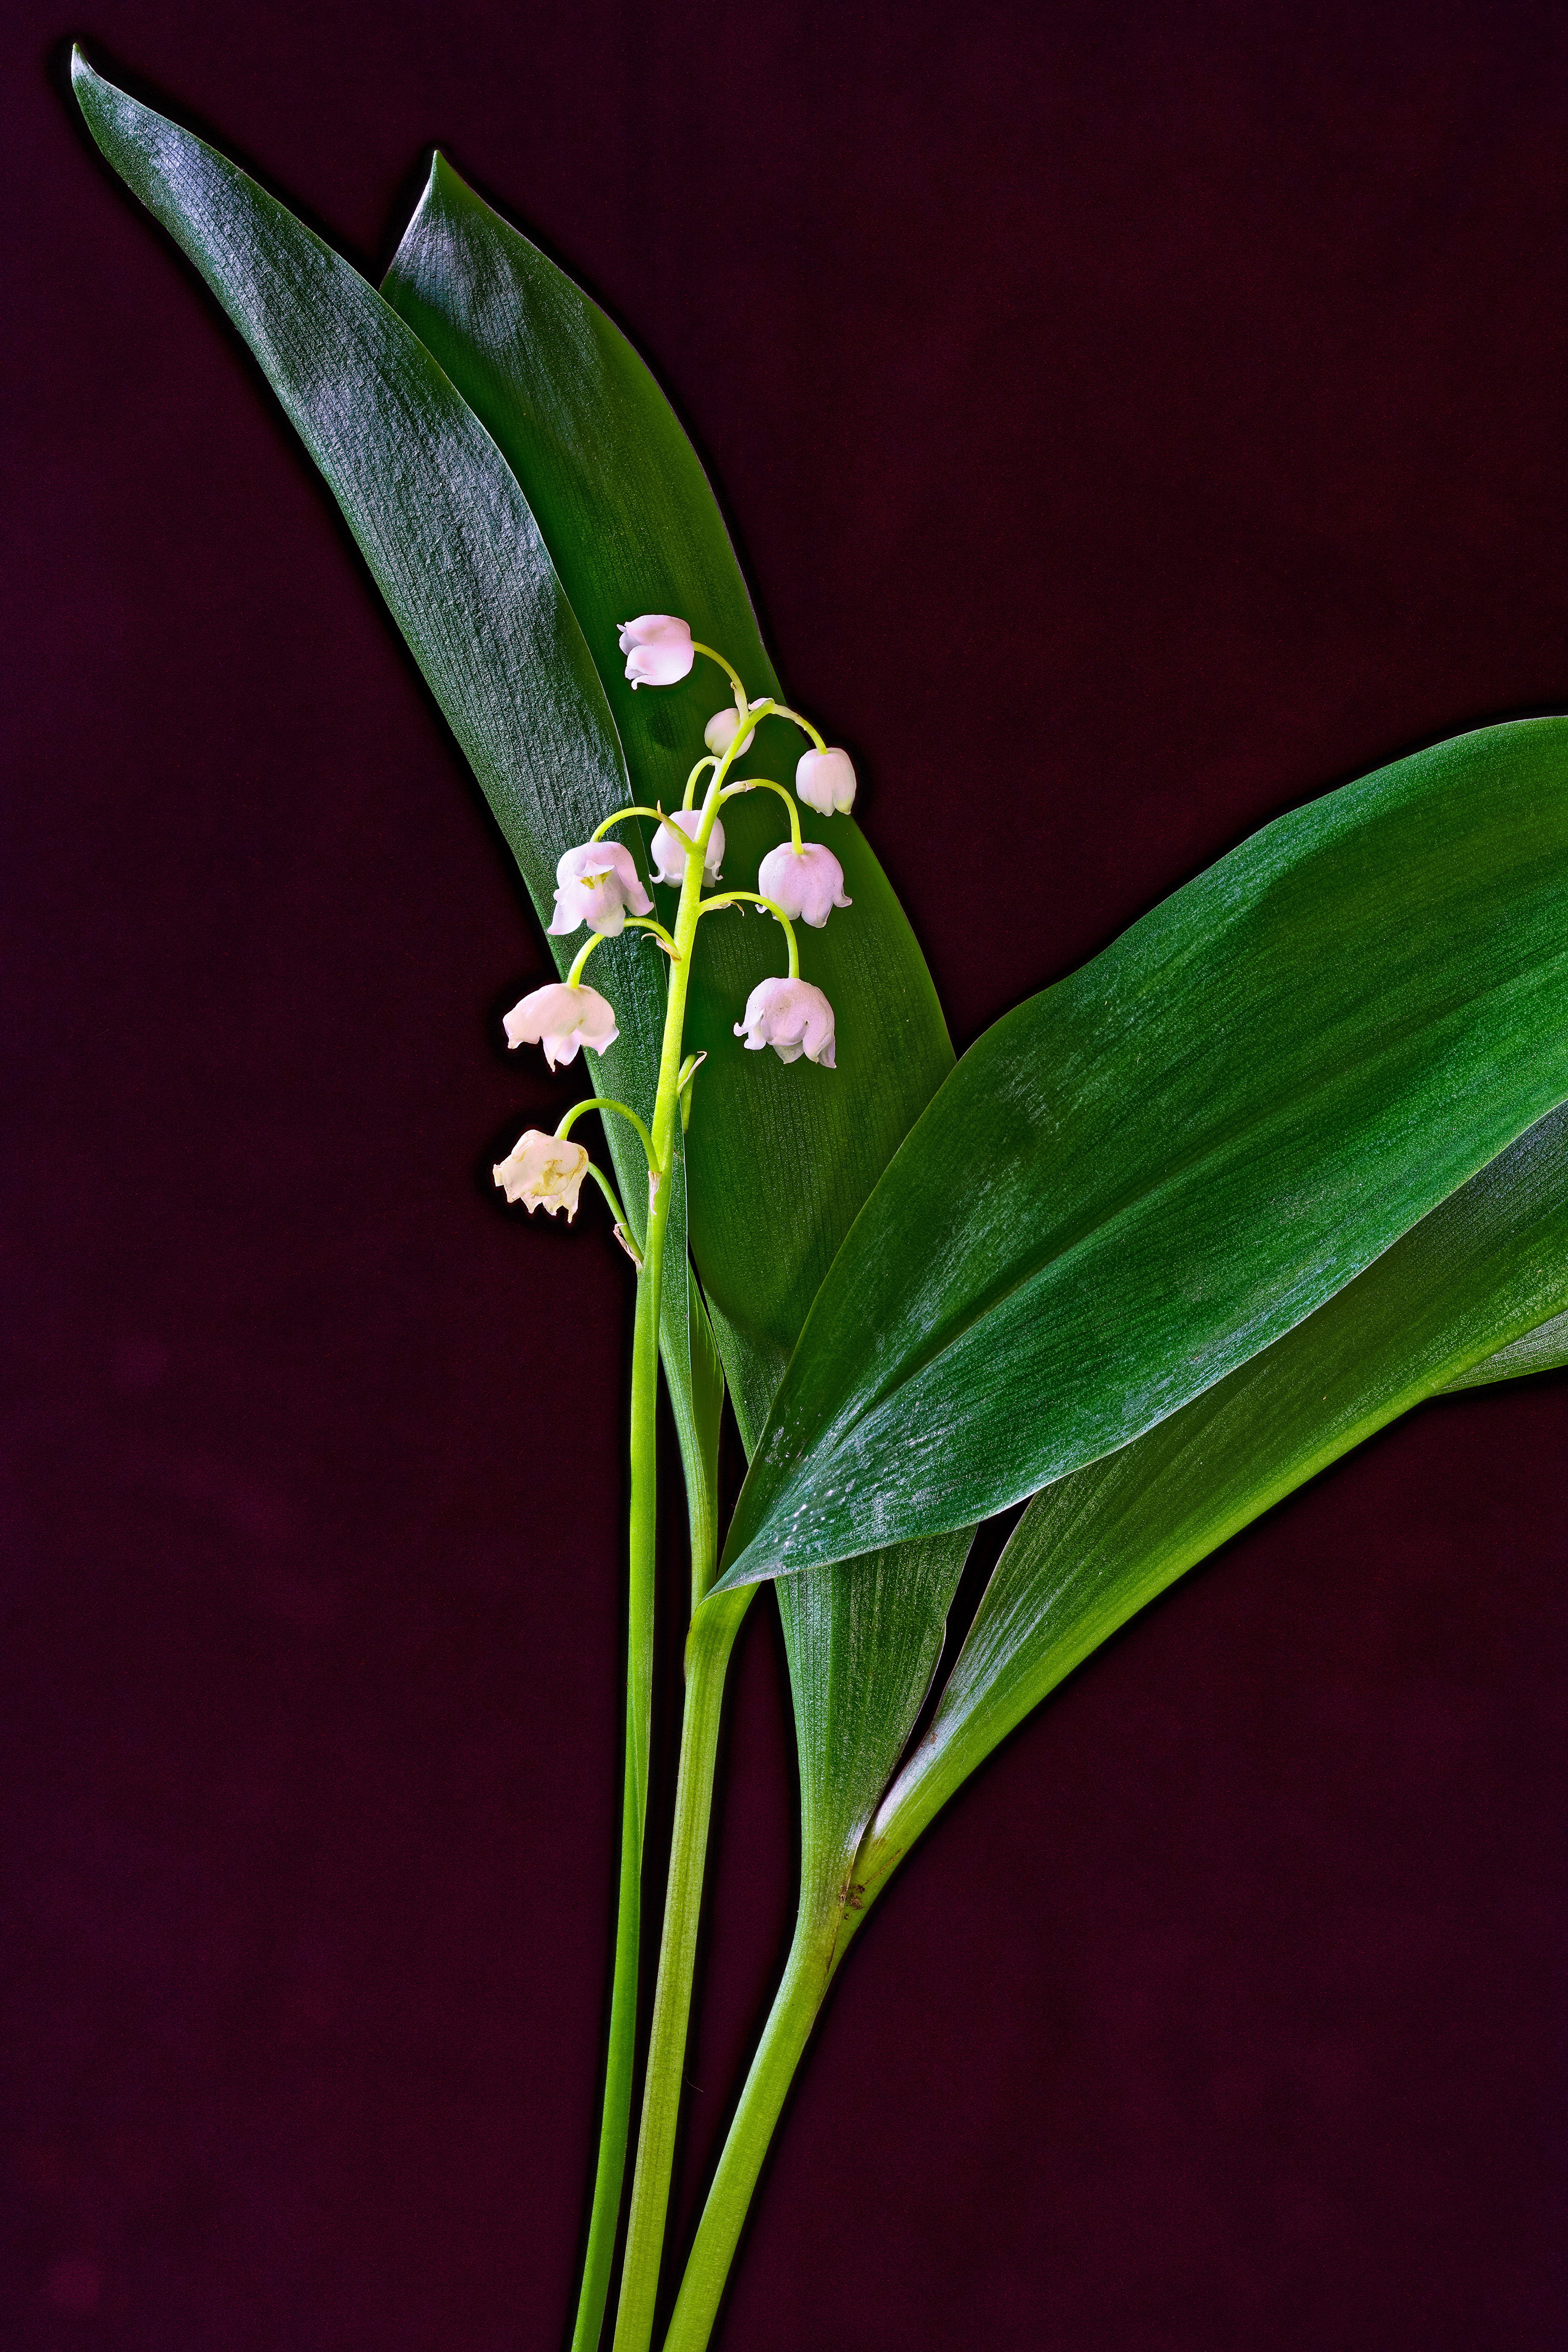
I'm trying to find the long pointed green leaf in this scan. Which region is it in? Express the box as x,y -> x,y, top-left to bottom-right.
380,156 -> 955,1445
69,52 -> 707,1445
719,719 -> 1568,1590
851,1097 -> 1568,1899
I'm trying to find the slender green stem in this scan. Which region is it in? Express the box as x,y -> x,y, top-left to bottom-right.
659,1912 -> 842,2352
568,931 -> 609,987
716,775 -> 803,852
569,780 -> 715,2352
767,702 -> 828,753
697,891 -> 801,979
581,1160 -> 642,1264
556,1095 -> 659,1170
610,1590 -> 755,2352
592,804 -> 669,839
682,756 -> 719,811
690,641 -> 751,706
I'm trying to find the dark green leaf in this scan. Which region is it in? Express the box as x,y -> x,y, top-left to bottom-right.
380,156 -> 954,1443
69,53 -> 705,1439
719,719 -> 1568,1589
852,1096 -> 1568,1891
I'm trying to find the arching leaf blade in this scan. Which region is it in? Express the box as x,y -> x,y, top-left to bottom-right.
380,156 -> 955,1439
853,1097 -> 1568,1896
719,719 -> 1568,1590
69,53 -> 703,1429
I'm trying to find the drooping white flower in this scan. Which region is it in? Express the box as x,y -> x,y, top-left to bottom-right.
618,614 -> 695,688
733,975 -> 836,1068
491,1129 -> 591,1219
548,842 -> 655,937
704,700 -> 763,757
795,747 -> 858,816
651,807 -> 725,886
757,840 -> 851,929
503,981 -> 619,1070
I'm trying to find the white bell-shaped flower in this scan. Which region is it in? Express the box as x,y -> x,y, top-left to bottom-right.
503,981 -> 619,1071
756,840 -> 851,929
704,701 -> 763,757
492,1129 -> 591,1219
795,747 -> 858,816
618,614 -> 695,688
548,841 -> 654,937
733,975 -> 836,1068
651,807 -> 725,886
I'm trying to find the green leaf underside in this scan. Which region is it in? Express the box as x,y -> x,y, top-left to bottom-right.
719,718 -> 1568,1590
867,1096 -> 1568,1871
69,54 -> 708,1461
379,156 -> 955,1448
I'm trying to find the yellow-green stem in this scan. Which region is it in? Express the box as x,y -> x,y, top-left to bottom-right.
569,805 -> 712,2352
610,1590 -> 755,2352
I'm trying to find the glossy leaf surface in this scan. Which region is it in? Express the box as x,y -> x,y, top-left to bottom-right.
856,1096 -> 1568,1889
381,157 -> 954,1443
719,719 -> 1568,1589
69,54 -> 710,1459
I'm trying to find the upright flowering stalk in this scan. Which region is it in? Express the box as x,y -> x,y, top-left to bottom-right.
492,615 -> 853,2352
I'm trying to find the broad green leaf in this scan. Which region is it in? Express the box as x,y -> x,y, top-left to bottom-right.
849,1095 -> 1568,1896
69,54 -> 707,1462
380,156 -> 955,1445
719,719 -> 1568,1590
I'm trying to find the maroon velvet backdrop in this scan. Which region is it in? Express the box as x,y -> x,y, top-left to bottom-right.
5,3 -> 1566,2345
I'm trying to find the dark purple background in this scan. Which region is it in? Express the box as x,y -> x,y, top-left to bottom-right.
5,2 -> 1566,2345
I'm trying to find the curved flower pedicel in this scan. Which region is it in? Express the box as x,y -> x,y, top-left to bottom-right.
757,838 -> 851,928
735,974 -> 837,1067
492,1129 -> 590,1218
549,840 -> 655,936
503,979 -> 619,1069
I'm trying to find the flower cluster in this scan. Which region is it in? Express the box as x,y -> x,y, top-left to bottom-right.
495,613 -> 861,1233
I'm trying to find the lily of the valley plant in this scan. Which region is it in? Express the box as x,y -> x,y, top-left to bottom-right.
74,52 -> 1568,2352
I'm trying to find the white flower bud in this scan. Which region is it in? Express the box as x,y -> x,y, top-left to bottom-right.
617,613 -> 695,688
704,701 -> 763,757
492,1129 -> 591,1219
795,747 -> 857,816
548,841 -> 654,937
757,841 -> 851,929
651,807 -> 725,886
733,975 -> 836,1068
503,981 -> 620,1071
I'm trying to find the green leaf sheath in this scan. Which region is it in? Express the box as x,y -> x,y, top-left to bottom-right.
846,1095 -> 1568,1922
720,718 -> 1568,1590
379,155 -> 955,1442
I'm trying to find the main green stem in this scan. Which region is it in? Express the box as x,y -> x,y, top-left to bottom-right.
569,817 -> 710,2352
655,1753 -> 938,2350
659,1906 -> 849,2352
610,1587 -> 754,2352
